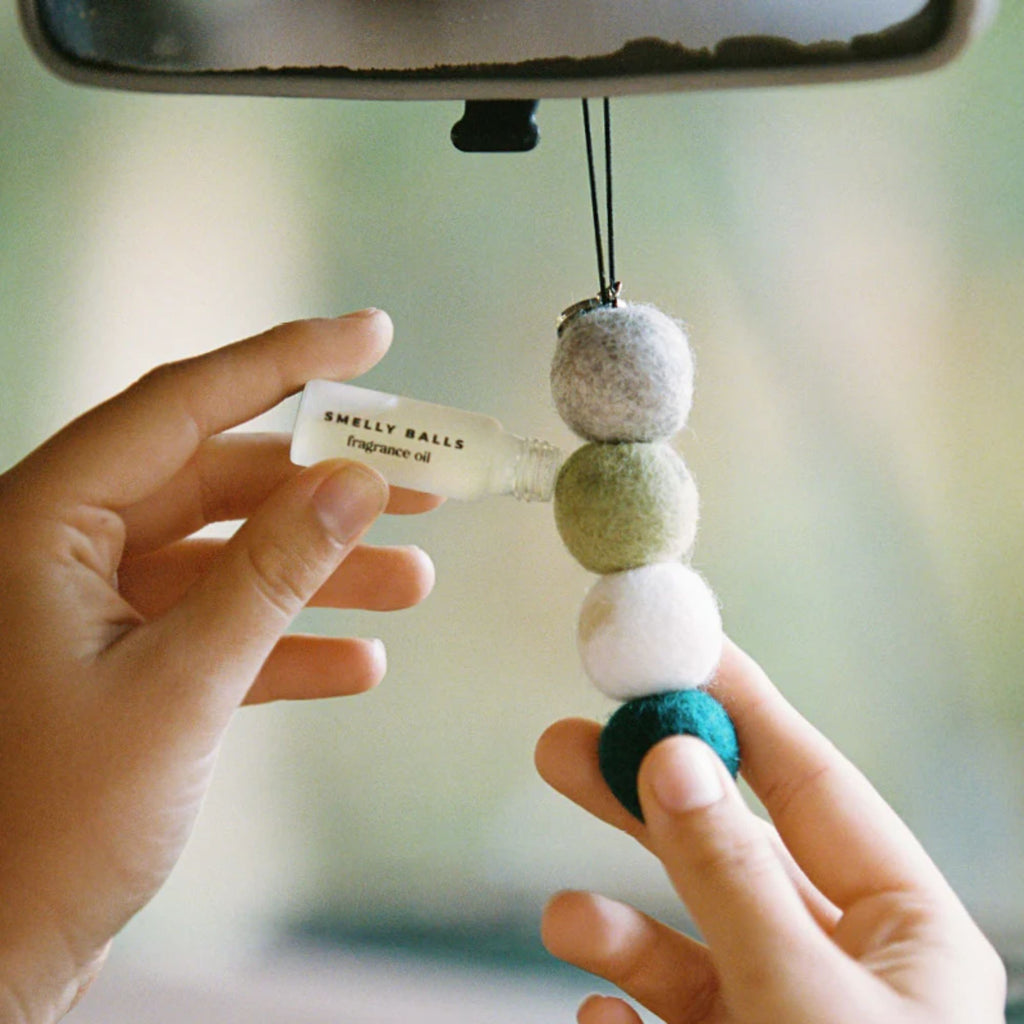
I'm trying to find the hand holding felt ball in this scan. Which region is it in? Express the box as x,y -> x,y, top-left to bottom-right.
550,300 -> 739,820
541,103 -> 1004,1024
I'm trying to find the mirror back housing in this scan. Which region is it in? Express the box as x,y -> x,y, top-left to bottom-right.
18,0 -> 994,102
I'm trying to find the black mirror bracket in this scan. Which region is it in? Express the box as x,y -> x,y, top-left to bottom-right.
451,100 -> 540,152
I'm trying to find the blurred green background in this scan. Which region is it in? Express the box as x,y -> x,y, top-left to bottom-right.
2,0 -> 1023,1000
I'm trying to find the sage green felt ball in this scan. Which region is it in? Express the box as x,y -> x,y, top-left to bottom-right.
553,442 -> 698,574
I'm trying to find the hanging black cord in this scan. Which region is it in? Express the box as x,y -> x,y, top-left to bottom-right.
555,100 -> 621,335
582,99 -> 608,303
581,98 -> 619,308
604,98 -> 617,300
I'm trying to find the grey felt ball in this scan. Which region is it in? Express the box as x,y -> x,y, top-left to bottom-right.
551,302 -> 694,443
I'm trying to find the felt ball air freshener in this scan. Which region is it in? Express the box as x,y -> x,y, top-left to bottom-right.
553,441 -> 698,574
550,98 -> 739,824
551,302 -> 694,442
577,562 -> 723,701
598,689 -> 739,821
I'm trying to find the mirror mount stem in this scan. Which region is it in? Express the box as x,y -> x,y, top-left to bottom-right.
451,101 -> 540,152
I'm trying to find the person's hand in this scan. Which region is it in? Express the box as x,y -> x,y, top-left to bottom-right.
536,640 -> 1007,1024
0,311 -> 439,1023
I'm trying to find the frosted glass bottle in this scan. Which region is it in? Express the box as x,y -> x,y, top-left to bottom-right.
291,380 -> 565,501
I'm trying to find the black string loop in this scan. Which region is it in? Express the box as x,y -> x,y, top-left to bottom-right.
582,97 -> 620,307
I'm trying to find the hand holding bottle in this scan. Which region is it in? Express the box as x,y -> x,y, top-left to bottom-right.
292,379 -> 563,501
536,640 -> 1007,1024
0,312 -> 439,1023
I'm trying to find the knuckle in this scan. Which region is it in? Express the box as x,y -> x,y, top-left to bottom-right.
135,357 -> 192,392
673,972 -> 721,1024
979,942 -> 1009,996
194,442 -> 231,525
963,924 -> 1008,999
603,931 -> 652,989
688,818 -> 779,888
758,757 -> 834,823
241,535 -> 323,620
134,359 -> 208,442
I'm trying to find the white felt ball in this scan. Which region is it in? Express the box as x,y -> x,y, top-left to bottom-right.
551,302 -> 695,442
577,562 -> 723,701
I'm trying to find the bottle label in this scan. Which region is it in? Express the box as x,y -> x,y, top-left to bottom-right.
290,380 -> 507,499
320,410 -> 467,459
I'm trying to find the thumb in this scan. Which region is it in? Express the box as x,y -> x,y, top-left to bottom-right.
637,736 -> 838,1002
125,459 -> 388,725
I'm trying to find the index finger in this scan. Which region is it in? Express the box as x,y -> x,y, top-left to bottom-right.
15,311 -> 392,509
714,639 -> 952,910
534,716 -> 841,931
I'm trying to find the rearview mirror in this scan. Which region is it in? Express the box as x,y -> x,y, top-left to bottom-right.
19,1 -> 994,98
18,0 -> 994,150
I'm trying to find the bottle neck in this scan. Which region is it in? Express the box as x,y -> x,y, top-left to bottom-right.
504,435 -> 564,502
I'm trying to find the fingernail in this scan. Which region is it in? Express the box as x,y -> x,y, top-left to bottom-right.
648,736 -> 725,814
368,638 -> 387,677
312,463 -> 388,543
579,994 -> 636,1024
339,307 -> 380,319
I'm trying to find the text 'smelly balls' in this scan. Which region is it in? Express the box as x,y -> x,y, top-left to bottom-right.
551,303 -> 694,443
554,442 -> 698,574
577,562 -> 723,701
598,689 -> 740,821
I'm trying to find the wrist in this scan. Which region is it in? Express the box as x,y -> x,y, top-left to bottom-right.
0,903 -> 104,1024
0,985 -> 30,1024
0,953 -> 81,1024
0,958 -> 95,1024
65,943 -> 110,1015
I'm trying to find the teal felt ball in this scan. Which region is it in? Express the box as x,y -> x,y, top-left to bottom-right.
553,442 -> 698,574
598,689 -> 740,821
